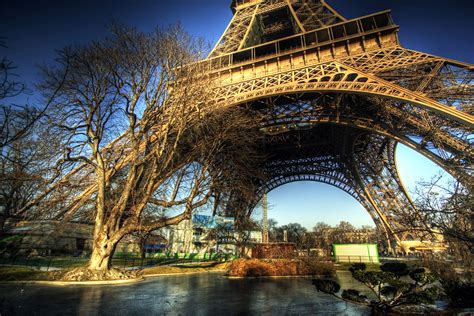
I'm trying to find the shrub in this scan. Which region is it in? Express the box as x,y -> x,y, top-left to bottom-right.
351,270 -> 394,288
226,259 -> 274,277
341,289 -> 367,303
226,258 -> 335,277
402,286 -> 440,305
442,280 -> 474,308
408,267 -> 425,282
349,263 -> 366,273
270,259 -> 297,276
246,265 -> 271,277
380,262 -> 409,278
312,279 -> 340,295
298,258 -> 335,277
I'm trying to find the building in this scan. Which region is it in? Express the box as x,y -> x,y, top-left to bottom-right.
2,215 -> 264,257
2,220 -> 162,257
3,220 -> 92,256
168,214 -> 262,255
399,231 -> 447,255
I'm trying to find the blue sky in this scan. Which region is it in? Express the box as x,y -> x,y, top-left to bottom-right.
1,0 -> 472,229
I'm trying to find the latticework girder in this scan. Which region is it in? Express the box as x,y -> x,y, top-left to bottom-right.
288,0 -> 345,31
351,134 -> 418,238
210,0 -> 345,57
258,123 -> 425,249
261,125 -> 385,228
254,93 -> 472,187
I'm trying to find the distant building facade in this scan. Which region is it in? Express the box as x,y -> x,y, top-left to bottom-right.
168,214 -> 262,255
2,215 -> 266,257
399,231 -> 447,255
2,220 -> 163,256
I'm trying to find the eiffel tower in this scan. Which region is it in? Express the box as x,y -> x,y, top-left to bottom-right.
207,0 -> 473,251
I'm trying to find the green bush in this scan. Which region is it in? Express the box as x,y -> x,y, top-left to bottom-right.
299,259 -> 335,277
352,270 -> 394,288
349,263 -> 366,272
380,262 -> 409,278
403,286 -> 440,305
341,289 -> 367,303
442,280 -> 474,308
312,279 -> 340,294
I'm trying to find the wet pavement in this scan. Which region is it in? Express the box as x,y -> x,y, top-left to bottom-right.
0,272 -> 370,315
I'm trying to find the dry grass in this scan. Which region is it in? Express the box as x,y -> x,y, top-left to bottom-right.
226,259 -> 335,277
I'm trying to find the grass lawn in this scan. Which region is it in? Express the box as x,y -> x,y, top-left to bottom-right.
0,266 -> 51,281
0,261 -> 229,281
0,256 -> 89,269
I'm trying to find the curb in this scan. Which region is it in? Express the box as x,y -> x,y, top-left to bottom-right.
0,277 -> 145,286
143,269 -> 224,278
0,270 -> 227,286
225,274 -> 329,279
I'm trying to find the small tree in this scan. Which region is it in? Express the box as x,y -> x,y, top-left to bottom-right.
314,262 -> 441,313
267,218 -> 278,241
405,174 -> 473,266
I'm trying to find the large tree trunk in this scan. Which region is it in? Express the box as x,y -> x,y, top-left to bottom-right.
139,234 -> 149,259
63,231 -> 132,281
88,158 -> 112,271
0,214 -> 7,236
88,231 -> 116,271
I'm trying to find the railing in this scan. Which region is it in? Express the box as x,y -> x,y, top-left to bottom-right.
334,255 -> 379,263
0,253 -> 237,271
205,10 -> 397,70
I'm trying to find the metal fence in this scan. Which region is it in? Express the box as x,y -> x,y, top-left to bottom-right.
0,253 -> 237,271
334,255 -> 379,263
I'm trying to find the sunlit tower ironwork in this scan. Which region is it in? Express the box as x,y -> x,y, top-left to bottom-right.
208,0 -> 473,252
262,191 -> 269,243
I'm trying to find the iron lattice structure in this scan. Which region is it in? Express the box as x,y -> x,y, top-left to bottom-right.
205,0 -> 473,249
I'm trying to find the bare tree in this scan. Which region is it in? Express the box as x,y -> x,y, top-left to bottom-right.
0,121 -> 64,232
0,38 -> 66,153
0,38 -> 67,233
407,174 -> 473,262
0,37 -> 27,151
267,218 -> 278,241
313,222 -> 332,256
233,216 -> 261,256
37,25 -> 262,276
330,221 -> 356,244
276,223 -> 307,248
